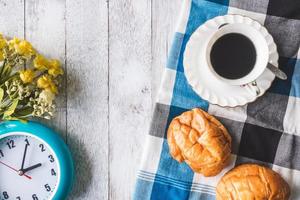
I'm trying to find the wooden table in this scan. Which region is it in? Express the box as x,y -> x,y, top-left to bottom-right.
0,0 -> 181,199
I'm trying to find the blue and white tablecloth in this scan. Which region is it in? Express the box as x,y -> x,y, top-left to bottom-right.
134,0 -> 300,199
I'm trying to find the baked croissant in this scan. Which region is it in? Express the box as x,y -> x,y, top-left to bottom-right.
167,108 -> 231,176
216,164 -> 290,200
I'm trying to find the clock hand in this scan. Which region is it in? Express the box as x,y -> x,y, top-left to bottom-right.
20,163 -> 42,174
0,160 -> 32,179
0,160 -> 19,172
20,143 -> 29,170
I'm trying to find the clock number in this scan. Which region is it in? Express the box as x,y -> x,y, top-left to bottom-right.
44,184 -> 51,192
48,155 -> 55,163
16,197 -> 21,200
51,168 -> 57,176
39,144 -> 45,152
6,140 -> 15,149
0,150 -> 4,158
25,138 -> 30,146
32,194 -> 38,200
3,191 -> 9,199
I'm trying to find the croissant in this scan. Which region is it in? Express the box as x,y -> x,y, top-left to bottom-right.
167,108 -> 231,176
216,164 -> 290,200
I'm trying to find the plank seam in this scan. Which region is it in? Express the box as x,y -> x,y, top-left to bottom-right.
107,0 -> 111,200
65,0 -> 68,143
23,0 -> 26,38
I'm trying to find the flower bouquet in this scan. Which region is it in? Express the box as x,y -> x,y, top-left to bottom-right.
0,34 -> 63,121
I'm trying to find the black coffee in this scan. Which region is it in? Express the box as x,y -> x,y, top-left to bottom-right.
210,33 -> 256,79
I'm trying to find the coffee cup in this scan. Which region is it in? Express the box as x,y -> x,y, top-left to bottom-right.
205,23 -> 270,95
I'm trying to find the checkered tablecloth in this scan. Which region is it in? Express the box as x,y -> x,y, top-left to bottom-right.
133,0 -> 300,199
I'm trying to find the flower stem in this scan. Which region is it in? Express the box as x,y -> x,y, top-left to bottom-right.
0,74 -> 18,88
0,59 -> 7,77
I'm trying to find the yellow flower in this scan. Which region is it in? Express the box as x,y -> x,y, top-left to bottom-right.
19,69 -> 35,83
48,59 -> 63,77
33,55 -> 49,70
39,89 -> 55,104
14,40 -> 35,57
8,37 -> 20,49
37,75 -> 58,94
0,50 -> 4,61
0,34 -> 7,49
37,75 -> 52,88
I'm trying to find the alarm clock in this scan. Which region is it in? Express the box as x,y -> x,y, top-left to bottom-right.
0,121 -> 74,200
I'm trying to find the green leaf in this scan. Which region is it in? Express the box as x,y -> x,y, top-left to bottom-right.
3,116 -> 27,123
14,106 -> 33,116
0,88 -> 4,102
4,65 -> 12,77
3,99 -> 19,118
1,64 -> 10,78
0,60 -> 6,79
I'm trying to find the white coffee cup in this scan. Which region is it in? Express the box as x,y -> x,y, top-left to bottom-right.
205,23 -> 270,95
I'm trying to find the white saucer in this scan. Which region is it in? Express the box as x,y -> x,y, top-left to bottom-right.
184,15 -> 279,107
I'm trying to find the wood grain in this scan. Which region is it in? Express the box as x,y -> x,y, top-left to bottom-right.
65,0 -> 109,199
108,0 -> 152,199
152,0 -> 182,105
25,0 -> 67,139
0,0 -> 183,199
0,0 -> 24,38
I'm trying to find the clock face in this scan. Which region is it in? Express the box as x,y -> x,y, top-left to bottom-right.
0,133 -> 59,200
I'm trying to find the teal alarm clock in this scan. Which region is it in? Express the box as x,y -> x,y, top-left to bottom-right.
0,121 -> 74,200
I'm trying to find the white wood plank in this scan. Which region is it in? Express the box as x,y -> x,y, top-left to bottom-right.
0,0 -> 24,38
152,0 -> 182,105
66,0 -> 109,199
0,1 -> 184,199
108,0 -> 152,199
25,0 -> 67,138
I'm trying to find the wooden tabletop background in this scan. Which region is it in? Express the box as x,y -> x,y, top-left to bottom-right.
0,0 -> 182,199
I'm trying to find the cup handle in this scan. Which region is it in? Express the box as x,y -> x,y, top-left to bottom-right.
242,81 -> 260,96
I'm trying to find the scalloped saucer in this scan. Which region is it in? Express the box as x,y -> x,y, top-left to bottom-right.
184,15 -> 278,107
